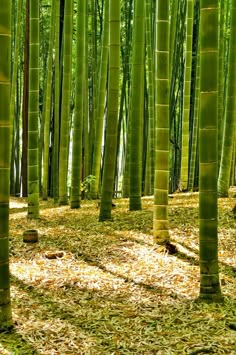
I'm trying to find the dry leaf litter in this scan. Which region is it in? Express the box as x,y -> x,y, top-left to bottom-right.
0,194 -> 235,354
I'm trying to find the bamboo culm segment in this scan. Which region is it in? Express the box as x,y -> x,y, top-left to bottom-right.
199,0 -> 222,302
0,0 -> 13,330
153,0 -> 170,244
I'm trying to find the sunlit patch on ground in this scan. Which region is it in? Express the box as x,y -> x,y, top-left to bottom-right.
1,194 -> 235,354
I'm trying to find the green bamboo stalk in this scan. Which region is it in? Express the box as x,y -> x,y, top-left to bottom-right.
180,0 -> 194,191
153,0 -> 170,244
0,0 -> 13,330
82,0 -> 89,181
198,0 -> 222,302
217,0 -> 225,165
230,134 -> 235,185
42,0 -> 56,200
10,0 -> 23,196
122,116 -> 131,198
21,0 -> 29,198
169,0 -> 186,192
58,0 -> 73,205
70,0 -> 86,208
188,47 -> 200,191
28,0 -> 39,218
99,0 -> 120,221
90,0 -> 98,174
52,0 -> 60,203
189,2 -> 200,191
218,0 -> 236,197
169,0 -> 179,78
121,0 -> 133,198
10,0 -> 23,126
129,0 -> 145,211
90,0 -> 109,199
144,0 -> 155,196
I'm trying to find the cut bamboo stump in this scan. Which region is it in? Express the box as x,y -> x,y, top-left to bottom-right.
45,251 -> 64,259
23,229 -> 39,243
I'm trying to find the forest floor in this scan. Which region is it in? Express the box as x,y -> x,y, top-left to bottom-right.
0,193 -> 235,354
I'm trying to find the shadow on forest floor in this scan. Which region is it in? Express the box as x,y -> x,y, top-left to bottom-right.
3,194 -> 236,354
0,326 -> 38,354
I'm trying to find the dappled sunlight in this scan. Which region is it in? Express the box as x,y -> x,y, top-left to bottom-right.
10,286 -> 97,354
101,242 -> 199,299
10,254 -> 126,293
0,344 -> 11,355
6,195 -> 236,353
170,229 -> 199,252
10,199 -> 27,209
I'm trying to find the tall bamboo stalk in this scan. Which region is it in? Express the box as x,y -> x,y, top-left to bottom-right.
153,0 -> 170,244
70,0 -> 86,208
99,0 -> 121,221
129,0 -> 145,210
58,0 -> 73,205
28,0 -> 40,218
0,0 -> 13,330
199,0 -> 222,302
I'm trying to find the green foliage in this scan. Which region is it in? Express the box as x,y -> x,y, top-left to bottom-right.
81,175 -> 96,197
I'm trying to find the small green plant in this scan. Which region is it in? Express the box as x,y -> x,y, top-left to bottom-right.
81,175 -> 96,198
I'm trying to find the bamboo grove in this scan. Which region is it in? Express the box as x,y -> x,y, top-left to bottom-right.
0,0 -> 235,328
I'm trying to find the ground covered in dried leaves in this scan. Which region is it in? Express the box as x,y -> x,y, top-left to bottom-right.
0,193 -> 235,354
